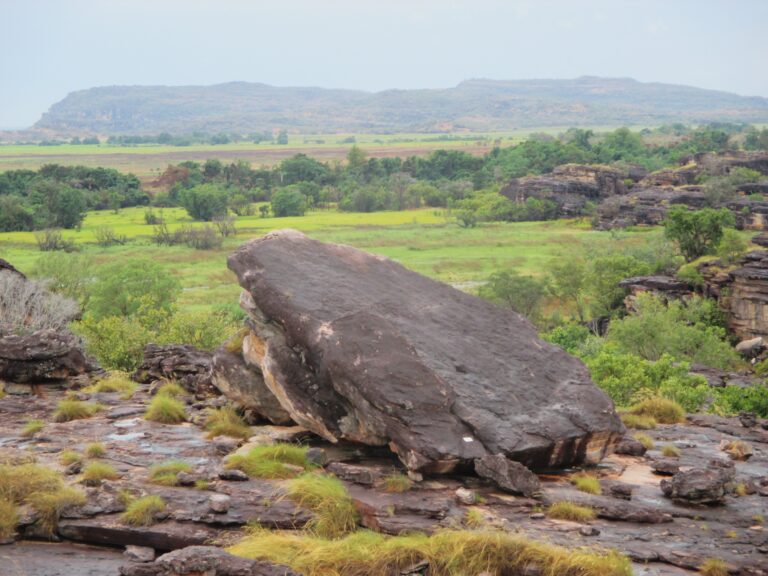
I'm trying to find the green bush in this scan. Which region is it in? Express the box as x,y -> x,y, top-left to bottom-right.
541,324 -> 591,355
711,384 -> 768,418
157,311 -> 237,351
587,255 -> 651,317
606,294 -> 739,370
479,270 -> 547,320
664,206 -> 735,262
271,187 -> 307,217
75,315 -> 153,371
179,184 -> 229,221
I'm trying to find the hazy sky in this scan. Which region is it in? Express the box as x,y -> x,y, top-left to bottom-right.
1,0 -> 766,128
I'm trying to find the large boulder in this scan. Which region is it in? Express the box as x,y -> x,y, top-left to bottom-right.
660,459 -> 736,505
0,329 -> 89,383
133,344 -> 215,396
227,230 -> 624,474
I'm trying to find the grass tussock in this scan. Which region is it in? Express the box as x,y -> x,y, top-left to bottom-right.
21,419 -> 45,438
83,372 -> 137,399
28,487 -> 86,535
81,461 -> 120,483
285,473 -> 358,538
144,395 -> 187,424
149,460 -> 192,486
547,502 -> 596,523
59,450 -> 83,466
53,399 -> 102,423
699,558 -> 729,576
0,463 -> 63,502
721,440 -> 751,461
228,528 -> 632,576
155,381 -> 187,398
629,397 -> 685,424
205,406 -> 252,439
0,498 -> 18,539
571,475 -> 602,495
620,413 -> 657,430
661,445 -> 680,458
380,472 -> 413,493
121,495 -> 166,526
633,433 -> 654,450
85,442 -> 106,458
225,444 -> 311,479
464,507 -> 486,528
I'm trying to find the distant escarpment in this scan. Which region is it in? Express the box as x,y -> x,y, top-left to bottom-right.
33,77 -> 768,135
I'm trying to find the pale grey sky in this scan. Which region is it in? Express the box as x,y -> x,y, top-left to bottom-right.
1,0 -> 766,128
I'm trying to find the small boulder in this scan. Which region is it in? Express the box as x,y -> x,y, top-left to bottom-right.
614,436 -> 647,456
208,494 -> 231,514
651,459 -> 681,476
474,454 -> 540,497
124,546 -> 155,563
455,487 -> 477,505
720,439 -> 753,461
739,411 -> 758,428
218,469 -> 248,482
660,460 -> 735,505
736,337 -> 765,358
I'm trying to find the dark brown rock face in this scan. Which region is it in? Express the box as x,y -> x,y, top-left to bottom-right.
134,344 -> 215,395
228,230 -> 624,474
660,460 -> 736,505
0,329 -> 89,383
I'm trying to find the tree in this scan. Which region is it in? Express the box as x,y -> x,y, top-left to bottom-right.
88,259 -> 180,320
28,180 -> 87,229
549,258 -> 588,321
346,145 -> 367,172
276,130 -> 288,145
663,206 -> 735,262
588,255 -> 652,317
271,187 -> 306,217
178,184 -> 229,221
478,270 -> 546,320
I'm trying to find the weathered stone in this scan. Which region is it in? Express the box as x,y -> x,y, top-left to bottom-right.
0,329 -> 89,383
720,439 -> 753,460
218,469 -> 248,482
208,494 -> 231,514
454,487 -> 477,505
134,344 -> 215,396
660,460 -> 736,505
211,343 -> 292,424
124,545 -> 156,563
474,454 -> 541,497
305,447 -> 326,467
740,412 -> 758,428
227,230 -> 623,476
614,436 -> 647,456
736,337 -> 765,358
119,545 -> 300,576
651,459 -> 681,476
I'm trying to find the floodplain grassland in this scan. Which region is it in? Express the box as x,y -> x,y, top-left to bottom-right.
0,206 -> 657,313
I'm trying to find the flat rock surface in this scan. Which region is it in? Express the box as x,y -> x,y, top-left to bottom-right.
228,230 -> 624,472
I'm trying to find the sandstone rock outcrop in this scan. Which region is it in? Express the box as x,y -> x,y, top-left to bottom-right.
0,329 -> 89,383
119,546 -> 299,576
227,230 -> 624,475
133,344 -> 215,396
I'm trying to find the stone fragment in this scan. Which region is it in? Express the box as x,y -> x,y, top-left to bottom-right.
124,545 -> 156,563
474,454 -> 541,497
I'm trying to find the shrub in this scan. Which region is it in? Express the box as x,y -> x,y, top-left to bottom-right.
546,502 -> 596,522
587,255 -> 651,317
225,444 -> 311,479
571,475 -> 601,495
122,495 -> 166,526
149,460 -> 192,486
155,381 -> 187,398
21,420 -> 45,438
541,324 -> 591,355
620,414 -> 657,430
181,225 -> 223,250
479,270 -> 547,320
664,206 -> 735,262
716,229 -> 748,264
0,272 -> 79,333
145,395 -> 187,424
35,229 -> 76,252
53,399 -> 102,422
94,226 -> 127,247
286,473 -> 358,538
85,443 -> 106,458
628,397 -> 686,424
30,252 -> 94,305
380,473 -> 413,494
213,215 -> 237,237
179,184 -> 229,221
144,208 -> 163,225
271,188 -> 307,217
81,461 -> 120,483
699,558 -> 729,576
59,451 -> 83,466
156,310 -> 238,351
205,406 -> 251,439
711,384 -> 768,418
28,486 -> 86,535
74,315 -> 153,371
228,528 -> 632,576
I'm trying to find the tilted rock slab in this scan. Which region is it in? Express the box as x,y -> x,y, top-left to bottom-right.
228,230 -> 624,475
0,329 -> 89,383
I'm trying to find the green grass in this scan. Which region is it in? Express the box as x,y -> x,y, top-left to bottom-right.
620,413 -> 657,430
149,460 -> 192,486
628,397 -> 686,424
28,487 -> 86,535
53,399 -> 102,422
121,495 -> 166,526
81,461 -> 120,483
144,395 -> 187,424
205,406 -> 252,439
464,508 -> 486,528
633,433 -> 655,450
85,442 -> 106,458
59,451 -> 83,467
285,473 -> 359,538
547,502 -> 596,523
0,498 -> 18,539
699,558 -> 729,576
380,473 -> 413,493
82,372 -> 137,399
1,205 -> 657,314
225,444 -> 311,479
661,445 -> 680,458
228,527 -> 632,576
21,419 -> 45,438
155,381 -> 187,398
571,475 -> 602,495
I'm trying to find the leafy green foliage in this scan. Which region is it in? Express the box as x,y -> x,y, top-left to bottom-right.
664,207 -> 735,262
178,184 -> 229,221
271,187 -> 307,217
479,270 -> 547,319
587,255 -> 651,317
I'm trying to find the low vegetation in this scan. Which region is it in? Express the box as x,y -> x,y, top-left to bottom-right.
121,495 -> 167,526
144,395 -> 187,424
149,460 -> 193,486
225,444 -> 312,479
628,397 -> 686,424
286,473 -> 359,538
546,502 -> 596,523
21,419 -> 45,438
81,461 -> 120,483
699,558 -> 729,576
380,472 -> 413,493
634,433 -> 655,450
82,372 -> 137,399
53,399 -> 102,423
228,527 -> 632,576
205,406 -> 252,439
59,450 -> 83,466
0,498 -> 17,538
85,442 -> 106,458
661,445 -> 681,458
620,414 -> 657,430
571,475 -> 602,495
